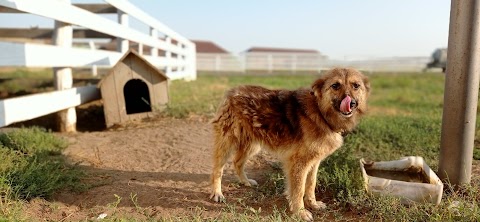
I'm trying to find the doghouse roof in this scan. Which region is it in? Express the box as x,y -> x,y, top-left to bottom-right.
98,49 -> 168,87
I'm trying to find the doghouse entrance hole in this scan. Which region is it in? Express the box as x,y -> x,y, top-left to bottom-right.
124,79 -> 152,114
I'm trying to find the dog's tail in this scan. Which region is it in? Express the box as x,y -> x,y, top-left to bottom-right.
211,89 -> 236,124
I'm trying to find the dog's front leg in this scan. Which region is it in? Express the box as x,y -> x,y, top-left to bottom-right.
304,160 -> 326,211
286,160 -> 314,221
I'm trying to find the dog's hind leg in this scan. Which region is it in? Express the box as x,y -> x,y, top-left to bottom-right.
210,139 -> 233,202
233,142 -> 260,186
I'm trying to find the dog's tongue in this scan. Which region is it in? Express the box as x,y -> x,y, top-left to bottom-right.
340,96 -> 352,113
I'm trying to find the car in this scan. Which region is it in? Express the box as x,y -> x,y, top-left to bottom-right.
425,48 -> 447,72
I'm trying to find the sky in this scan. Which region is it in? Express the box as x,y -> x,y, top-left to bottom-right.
0,0 -> 451,59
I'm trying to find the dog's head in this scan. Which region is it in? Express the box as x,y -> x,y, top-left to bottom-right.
311,68 -> 370,132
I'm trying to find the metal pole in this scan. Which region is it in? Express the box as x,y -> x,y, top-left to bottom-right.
438,0 -> 480,186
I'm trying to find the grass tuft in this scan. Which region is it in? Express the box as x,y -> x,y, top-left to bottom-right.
0,127 -> 83,202
0,127 -> 67,155
317,144 -> 365,204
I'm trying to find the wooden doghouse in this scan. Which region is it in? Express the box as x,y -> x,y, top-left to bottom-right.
98,50 -> 169,127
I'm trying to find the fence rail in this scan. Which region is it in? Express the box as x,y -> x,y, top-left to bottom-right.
0,86 -> 100,127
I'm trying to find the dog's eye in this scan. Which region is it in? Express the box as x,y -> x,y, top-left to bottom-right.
353,83 -> 361,89
331,83 -> 340,90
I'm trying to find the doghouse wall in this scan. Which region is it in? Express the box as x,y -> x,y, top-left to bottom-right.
101,54 -> 168,127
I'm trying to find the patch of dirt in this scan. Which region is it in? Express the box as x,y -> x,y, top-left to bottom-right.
22,117 -> 293,221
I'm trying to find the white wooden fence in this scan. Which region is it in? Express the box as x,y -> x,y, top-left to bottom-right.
0,0 -> 196,131
323,56 -> 431,73
196,53 -> 243,72
196,53 -> 430,73
243,52 -> 326,73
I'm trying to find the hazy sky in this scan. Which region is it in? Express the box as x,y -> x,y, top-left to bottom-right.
139,0 -> 451,59
0,0 -> 451,59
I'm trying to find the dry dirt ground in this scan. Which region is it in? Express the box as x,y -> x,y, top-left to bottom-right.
22,116 -> 293,221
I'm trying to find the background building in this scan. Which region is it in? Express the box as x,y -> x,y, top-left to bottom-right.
192,40 -> 243,72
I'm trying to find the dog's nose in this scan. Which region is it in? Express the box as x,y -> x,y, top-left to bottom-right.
350,99 -> 357,108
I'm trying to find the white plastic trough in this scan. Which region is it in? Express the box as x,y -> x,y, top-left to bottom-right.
360,156 -> 443,205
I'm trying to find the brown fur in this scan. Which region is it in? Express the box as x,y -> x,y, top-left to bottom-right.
209,68 -> 370,221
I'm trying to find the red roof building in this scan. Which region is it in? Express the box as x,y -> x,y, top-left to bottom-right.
192,40 -> 229,54
244,47 -> 320,54
192,40 -> 242,72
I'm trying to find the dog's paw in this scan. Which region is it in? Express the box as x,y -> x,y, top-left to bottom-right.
247,179 -> 258,186
210,191 -> 225,203
306,200 -> 327,211
298,209 -> 314,222
241,178 -> 258,186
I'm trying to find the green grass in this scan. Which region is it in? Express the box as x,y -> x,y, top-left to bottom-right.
0,127 -> 84,220
0,68 -> 99,98
0,69 -> 53,97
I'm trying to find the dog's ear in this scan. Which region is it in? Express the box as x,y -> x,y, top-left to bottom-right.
362,75 -> 371,94
311,76 -> 326,96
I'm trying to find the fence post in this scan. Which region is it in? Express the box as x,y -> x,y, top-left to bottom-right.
215,54 -> 221,71
150,27 -> 158,57
438,0 -> 480,186
117,9 -> 129,53
187,43 -> 197,80
138,42 -> 143,55
291,54 -> 297,74
165,36 -> 172,76
52,0 -> 75,132
267,54 -> 273,74
88,40 -> 98,76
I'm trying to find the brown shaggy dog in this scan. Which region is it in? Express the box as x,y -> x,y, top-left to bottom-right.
209,68 -> 370,221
